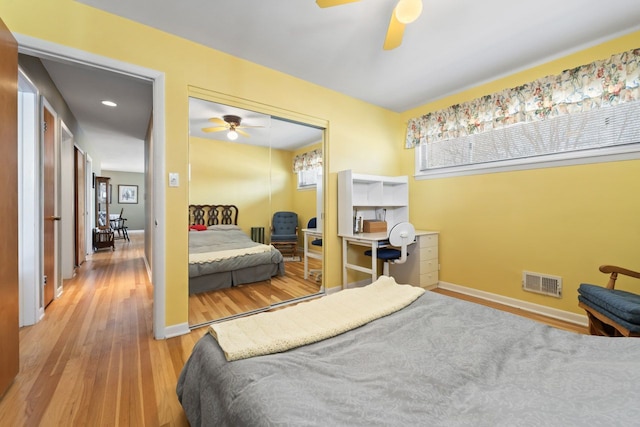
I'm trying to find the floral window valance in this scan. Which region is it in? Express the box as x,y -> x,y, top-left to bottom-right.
405,48 -> 640,148
293,148 -> 322,172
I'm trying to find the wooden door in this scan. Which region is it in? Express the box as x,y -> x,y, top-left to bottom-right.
0,16 -> 19,398
74,148 -> 86,266
43,106 -> 56,307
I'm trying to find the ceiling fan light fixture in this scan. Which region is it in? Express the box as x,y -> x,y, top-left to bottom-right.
394,0 -> 422,24
227,129 -> 239,140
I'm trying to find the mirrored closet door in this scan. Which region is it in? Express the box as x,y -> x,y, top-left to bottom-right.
187,93 -> 326,327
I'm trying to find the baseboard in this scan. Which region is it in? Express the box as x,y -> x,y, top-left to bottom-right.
164,322 -> 191,338
143,256 -> 152,282
325,285 -> 342,295
343,279 -> 371,289
437,281 -> 589,327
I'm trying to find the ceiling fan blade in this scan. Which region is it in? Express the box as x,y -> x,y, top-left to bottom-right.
383,11 -> 405,50
208,117 -> 228,125
316,0 -> 360,7
201,126 -> 227,133
237,125 -> 265,129
236,129 -> 251,138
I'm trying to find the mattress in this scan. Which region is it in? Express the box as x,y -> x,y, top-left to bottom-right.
188,225 -> 284,294
177,287 -> 640,426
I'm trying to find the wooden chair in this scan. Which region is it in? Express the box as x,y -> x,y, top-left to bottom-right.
110,208 -> 130,242
578,265 -> 640,337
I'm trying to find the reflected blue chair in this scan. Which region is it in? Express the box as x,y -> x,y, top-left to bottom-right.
271,211 -> 298,258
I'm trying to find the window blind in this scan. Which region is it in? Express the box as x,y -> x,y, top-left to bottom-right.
418,100 -> 640,171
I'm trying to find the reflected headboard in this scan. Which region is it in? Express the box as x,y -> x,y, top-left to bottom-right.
189,204 -> 239,226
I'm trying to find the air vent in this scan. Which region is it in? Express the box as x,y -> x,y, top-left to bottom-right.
522,271 -> 562,298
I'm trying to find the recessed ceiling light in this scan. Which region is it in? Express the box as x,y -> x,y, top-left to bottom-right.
101,100 -> 117,107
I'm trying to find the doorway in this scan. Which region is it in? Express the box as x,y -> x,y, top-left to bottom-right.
15,35 -> 168,338
42,103 -> 56,307
74,145 -> 87,268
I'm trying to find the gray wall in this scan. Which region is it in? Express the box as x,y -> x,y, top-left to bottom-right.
102,170 -> 145,230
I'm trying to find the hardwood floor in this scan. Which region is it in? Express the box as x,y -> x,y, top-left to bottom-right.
188,257 -> 323,326
432,288 -> 588,335
0,233 -> 587,426
0,231 -> 203,427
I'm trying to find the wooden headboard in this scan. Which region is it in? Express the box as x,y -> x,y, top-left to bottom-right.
189,204 -> 239,226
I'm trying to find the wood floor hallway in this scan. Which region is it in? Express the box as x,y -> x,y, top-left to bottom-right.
0,231 -> 200,426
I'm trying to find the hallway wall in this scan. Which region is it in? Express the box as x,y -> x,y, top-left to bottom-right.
102,170 -> 145,230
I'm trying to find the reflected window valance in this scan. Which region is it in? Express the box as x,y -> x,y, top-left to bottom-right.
293,148 -> 322,172
405,48 -> 640,148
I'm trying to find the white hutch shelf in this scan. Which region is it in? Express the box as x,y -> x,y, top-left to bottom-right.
337,169 -> 409,237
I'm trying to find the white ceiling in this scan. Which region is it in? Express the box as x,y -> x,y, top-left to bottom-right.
38,57 -> 152,173
34,0 -> 640,171
76,0 -> 640,112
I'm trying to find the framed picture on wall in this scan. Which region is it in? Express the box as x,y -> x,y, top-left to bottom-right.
118,184 -> 138,204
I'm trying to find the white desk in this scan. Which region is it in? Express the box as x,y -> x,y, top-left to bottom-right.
302,228 -> 322,280
340,230 -> 435,288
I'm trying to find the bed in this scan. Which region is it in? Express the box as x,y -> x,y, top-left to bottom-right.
177,276 -> 640,426
188,204 -> 285,295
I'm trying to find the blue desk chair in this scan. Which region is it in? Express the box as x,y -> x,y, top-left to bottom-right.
307,217 -> 322,246
365,222 -> 415,277
578,265 -> 640,337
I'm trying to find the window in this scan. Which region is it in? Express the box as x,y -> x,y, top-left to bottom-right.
415,101 -> 640,178
297,166 -> 321,189
407,48 -> 640,178
293,148 -> 322,189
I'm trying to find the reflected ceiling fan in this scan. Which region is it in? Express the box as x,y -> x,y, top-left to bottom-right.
201,115 -> 262,140
316,0 -> 423,50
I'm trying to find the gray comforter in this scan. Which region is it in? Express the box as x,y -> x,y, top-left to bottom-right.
189,227 -> 284,278
177,289 -> 640,426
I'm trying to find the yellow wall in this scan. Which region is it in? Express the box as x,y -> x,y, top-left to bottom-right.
189,137 -> 300,240
189,136 -> 329,263
190,137 -> 315,248
400,32 -> 640,314
1,0 -> 402,328
5,0 -> 636,327
270,147 -> 296,224
189,137 -> 272,235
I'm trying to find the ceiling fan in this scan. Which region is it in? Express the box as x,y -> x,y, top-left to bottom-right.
201,115 -> 262,140
316,0 -> 423,50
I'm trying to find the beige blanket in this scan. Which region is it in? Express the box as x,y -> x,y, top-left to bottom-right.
209,276 -> 425,361
189,244 -> 272,264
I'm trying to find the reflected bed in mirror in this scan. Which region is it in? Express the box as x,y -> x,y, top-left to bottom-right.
188,204 -> 284,295
188,95 -> 326,328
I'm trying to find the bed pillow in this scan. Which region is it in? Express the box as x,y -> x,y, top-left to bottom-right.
207,224 -> 241,231
189,224 -> 208,231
